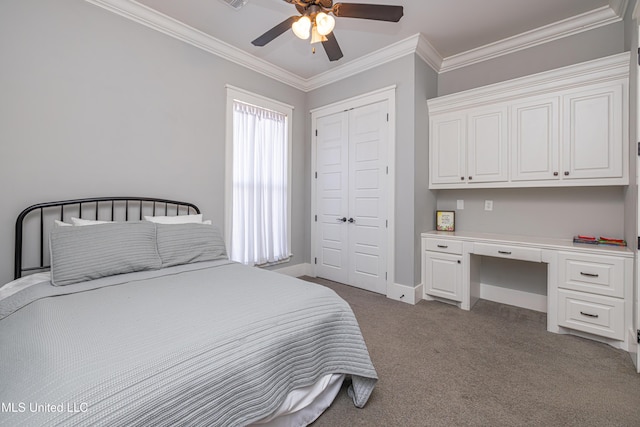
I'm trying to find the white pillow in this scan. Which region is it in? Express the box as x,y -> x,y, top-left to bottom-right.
54,220 -> 72,227
144,214 -> 204,224
70,217 -> 113,226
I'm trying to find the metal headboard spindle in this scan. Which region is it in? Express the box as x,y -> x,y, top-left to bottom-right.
15,197 -> 201,279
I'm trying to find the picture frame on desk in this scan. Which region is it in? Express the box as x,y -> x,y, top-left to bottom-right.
436,210 -> 455,231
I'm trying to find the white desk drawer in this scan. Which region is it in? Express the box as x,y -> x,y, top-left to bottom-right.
473,243 -> 541,263
558,252 -> 624,298
557,289 -> 624,340
425,239 -> 463,255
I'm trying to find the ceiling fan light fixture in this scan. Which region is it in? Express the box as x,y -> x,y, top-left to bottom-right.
315,12 -> 335,36
310,25 -> 328,44
292,16 -> 311,39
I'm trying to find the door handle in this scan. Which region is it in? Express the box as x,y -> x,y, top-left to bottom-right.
337,217 -> 347,222
348,218 -> 356,223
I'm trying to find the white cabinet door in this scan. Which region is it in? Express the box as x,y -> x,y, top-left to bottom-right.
423,251 -> 462,302
467,106 -> 508,183
562,82 -> 624,180
429,113 -> 466,185
511,97 -> 560,181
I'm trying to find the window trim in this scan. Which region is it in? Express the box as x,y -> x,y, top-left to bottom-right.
224,85 -> 294,264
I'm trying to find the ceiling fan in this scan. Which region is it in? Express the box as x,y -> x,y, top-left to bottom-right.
251,1 -> 404,62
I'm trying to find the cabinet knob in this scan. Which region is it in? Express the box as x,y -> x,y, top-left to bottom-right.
468,176 -> 473,180
457,260 -> 461,264
553,172 -> 558,176
460,176 -> 465,181
564,171 -> 570,176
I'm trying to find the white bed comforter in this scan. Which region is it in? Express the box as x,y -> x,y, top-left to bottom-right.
0,261 -> 377,426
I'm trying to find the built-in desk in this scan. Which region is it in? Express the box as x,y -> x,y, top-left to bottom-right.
421,231 -> 634,351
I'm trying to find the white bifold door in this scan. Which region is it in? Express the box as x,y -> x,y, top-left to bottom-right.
314,100 -> 388,294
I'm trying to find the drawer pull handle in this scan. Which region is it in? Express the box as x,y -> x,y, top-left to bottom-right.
580,272 -> 599,278
580,311 -> 599,318
437,245 -> 448,248
498,251 -> 512,255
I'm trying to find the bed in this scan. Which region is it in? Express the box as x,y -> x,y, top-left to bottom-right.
0,197 -> 377,426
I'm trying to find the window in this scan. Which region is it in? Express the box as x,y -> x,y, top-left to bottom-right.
225,86 -> 293,266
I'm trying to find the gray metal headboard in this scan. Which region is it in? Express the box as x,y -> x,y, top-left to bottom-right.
15,197 -> 200,280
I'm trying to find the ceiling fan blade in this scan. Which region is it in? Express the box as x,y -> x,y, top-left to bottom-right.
251,16 -> 298,46
322,32 -> 343,61
332,3 -> 403,22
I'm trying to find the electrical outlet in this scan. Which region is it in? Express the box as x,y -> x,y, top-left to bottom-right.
484,200 -> 493,211
457,200 -> 464,210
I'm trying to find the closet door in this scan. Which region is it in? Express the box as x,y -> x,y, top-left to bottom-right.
348,101 -> 388,294
315,112 -> 349,284
315,100 -> 389,294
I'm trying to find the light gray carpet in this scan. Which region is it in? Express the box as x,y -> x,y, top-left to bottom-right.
300,276 -> 640,426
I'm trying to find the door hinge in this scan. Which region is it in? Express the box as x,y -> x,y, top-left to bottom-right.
637,141 -> 640,156
315,129 -> 318,136
638,47 -> 640,65
386,166 -> 389,174
637,329 -> 640,344
385,219 -> 388,228
637,236 -> 639,250
386,113 -> 389,122
315,215 -> 317,222
315,171 -> 317,179
385,272 -> 388,280
315,257 -> 317,265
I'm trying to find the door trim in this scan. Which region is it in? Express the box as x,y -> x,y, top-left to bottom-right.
310,86 -> 396,293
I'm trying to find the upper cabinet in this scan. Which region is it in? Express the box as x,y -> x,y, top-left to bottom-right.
428,53 -> 629,189
562,83 -> 624,180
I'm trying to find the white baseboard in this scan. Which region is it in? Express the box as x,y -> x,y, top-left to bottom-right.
276,265 -> 422,306
480,283 -> 547,313
273,262 -> 312,278
387,282 -> 422,305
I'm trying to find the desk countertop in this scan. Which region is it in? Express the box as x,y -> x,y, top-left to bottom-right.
422,230 -> 634,257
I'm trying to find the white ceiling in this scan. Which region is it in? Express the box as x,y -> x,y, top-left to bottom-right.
95,0 -> 625,88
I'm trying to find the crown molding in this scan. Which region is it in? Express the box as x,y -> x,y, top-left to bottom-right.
609,0 -> 629,17
86,0 -> 626,91
305,34 -> 424,91
429,52 -> 630,114
633,0 -> 640,20
439,1 -> 627,73
415,34 -> 443,72
84,0 -> 309,91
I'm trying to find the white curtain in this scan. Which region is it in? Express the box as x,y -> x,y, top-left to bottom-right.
231,100 -> 289,265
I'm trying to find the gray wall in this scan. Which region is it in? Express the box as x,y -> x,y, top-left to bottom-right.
433,19 -> 629,242
438,22 -> 626,96
436,187 -> 625,238
0,0 -> 307,285
307,54 -> 438,287
414,57 -> 438,283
